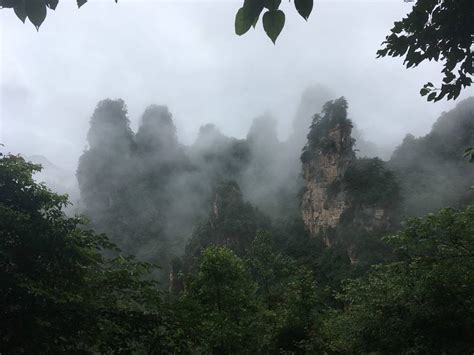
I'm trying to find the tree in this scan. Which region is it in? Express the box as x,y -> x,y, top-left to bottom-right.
324,205 -> 474,353
276,266 -> 321,352
245,230 -> 327,352
343,157 -> 400,208
182,245 -> 263,353
300,96 -> 354,166
0,152 -> 179,353
246,230 -> 295,307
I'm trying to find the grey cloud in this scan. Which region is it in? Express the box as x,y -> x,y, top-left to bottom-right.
1,0 -> 472,172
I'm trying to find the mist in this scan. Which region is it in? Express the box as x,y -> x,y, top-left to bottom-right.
2,1 -> 474,352
2,0 -> 472,265
2,0 -> 472,174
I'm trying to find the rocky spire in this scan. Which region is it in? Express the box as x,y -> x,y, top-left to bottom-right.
300,97 -> 355,245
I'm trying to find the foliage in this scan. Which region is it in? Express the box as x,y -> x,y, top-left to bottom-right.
344,157 -> 400,207
301,97 -> 353,163
3,0 -> 309,43
246,230 -> 295,305
274,266 -> 322,352
181,245 -> 263,353
184,180 -> 271,272
3,97 -> 474,352
0,0 -> 117,29
0,153 -> 181,353
377,0 -> 472,102
235,0 -> 313,43
245,230 -> 324,352
325,205 -> 474,353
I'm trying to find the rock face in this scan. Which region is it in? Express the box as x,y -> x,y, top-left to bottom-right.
300,107 -> 355,246
184,180 -> 269,261
300,97 -> 396,249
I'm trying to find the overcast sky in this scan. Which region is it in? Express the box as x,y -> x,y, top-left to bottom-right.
1,0 -> 473,170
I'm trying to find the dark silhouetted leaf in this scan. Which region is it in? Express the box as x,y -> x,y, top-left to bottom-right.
252,13 -> 259,28
14,0 -> 26,23
235,7 -> 253,35
443,71 -> 456,83
77,0 -> 87,8
0,0 -> 16,8
427,92 -> 436,101
244,0 -> 264,22
263,10 -> 285,44
47,0 -> 59,10
264,0 -> 280,11
295,0 -> 313,20
236,0 -> 264,34
26,0 -> 47,30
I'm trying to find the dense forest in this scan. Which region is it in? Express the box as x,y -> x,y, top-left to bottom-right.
2,89 -> 473,353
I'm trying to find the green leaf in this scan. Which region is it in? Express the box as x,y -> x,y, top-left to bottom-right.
442,71 -> 455,83
77,0 -> 87,8
263,10 -> 285,44
235,7 -> 253,35
0,0 -> 17,8
294,0 -> 313,20
427,92 -> 436,101
264,0 -> 280,11
252,13 -> 259,28
236,0 -> 264,35
420,88 -> 430,96
14,0 -> 26,23
26,0 -> 47,30
47,0 -> 59,10
246,0 -> 264,27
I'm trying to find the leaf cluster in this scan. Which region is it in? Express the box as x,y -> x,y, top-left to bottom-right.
235,0 -> 313,43
377,0 -> 473,102
0,0 -> 118,30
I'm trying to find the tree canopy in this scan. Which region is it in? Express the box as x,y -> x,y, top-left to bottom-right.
324,206 -> 474,353
0,152 -> 181,353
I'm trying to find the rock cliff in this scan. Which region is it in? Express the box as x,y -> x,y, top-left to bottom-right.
301,123 -> 354,245
300,97 -> 397,250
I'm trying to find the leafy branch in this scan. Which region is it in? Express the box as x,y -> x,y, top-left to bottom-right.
377,0 -> 473,102
0,0 -> 117,30
235,0 -> 313,44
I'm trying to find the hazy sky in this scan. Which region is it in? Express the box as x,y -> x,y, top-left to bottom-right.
1,0 -> 473,170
